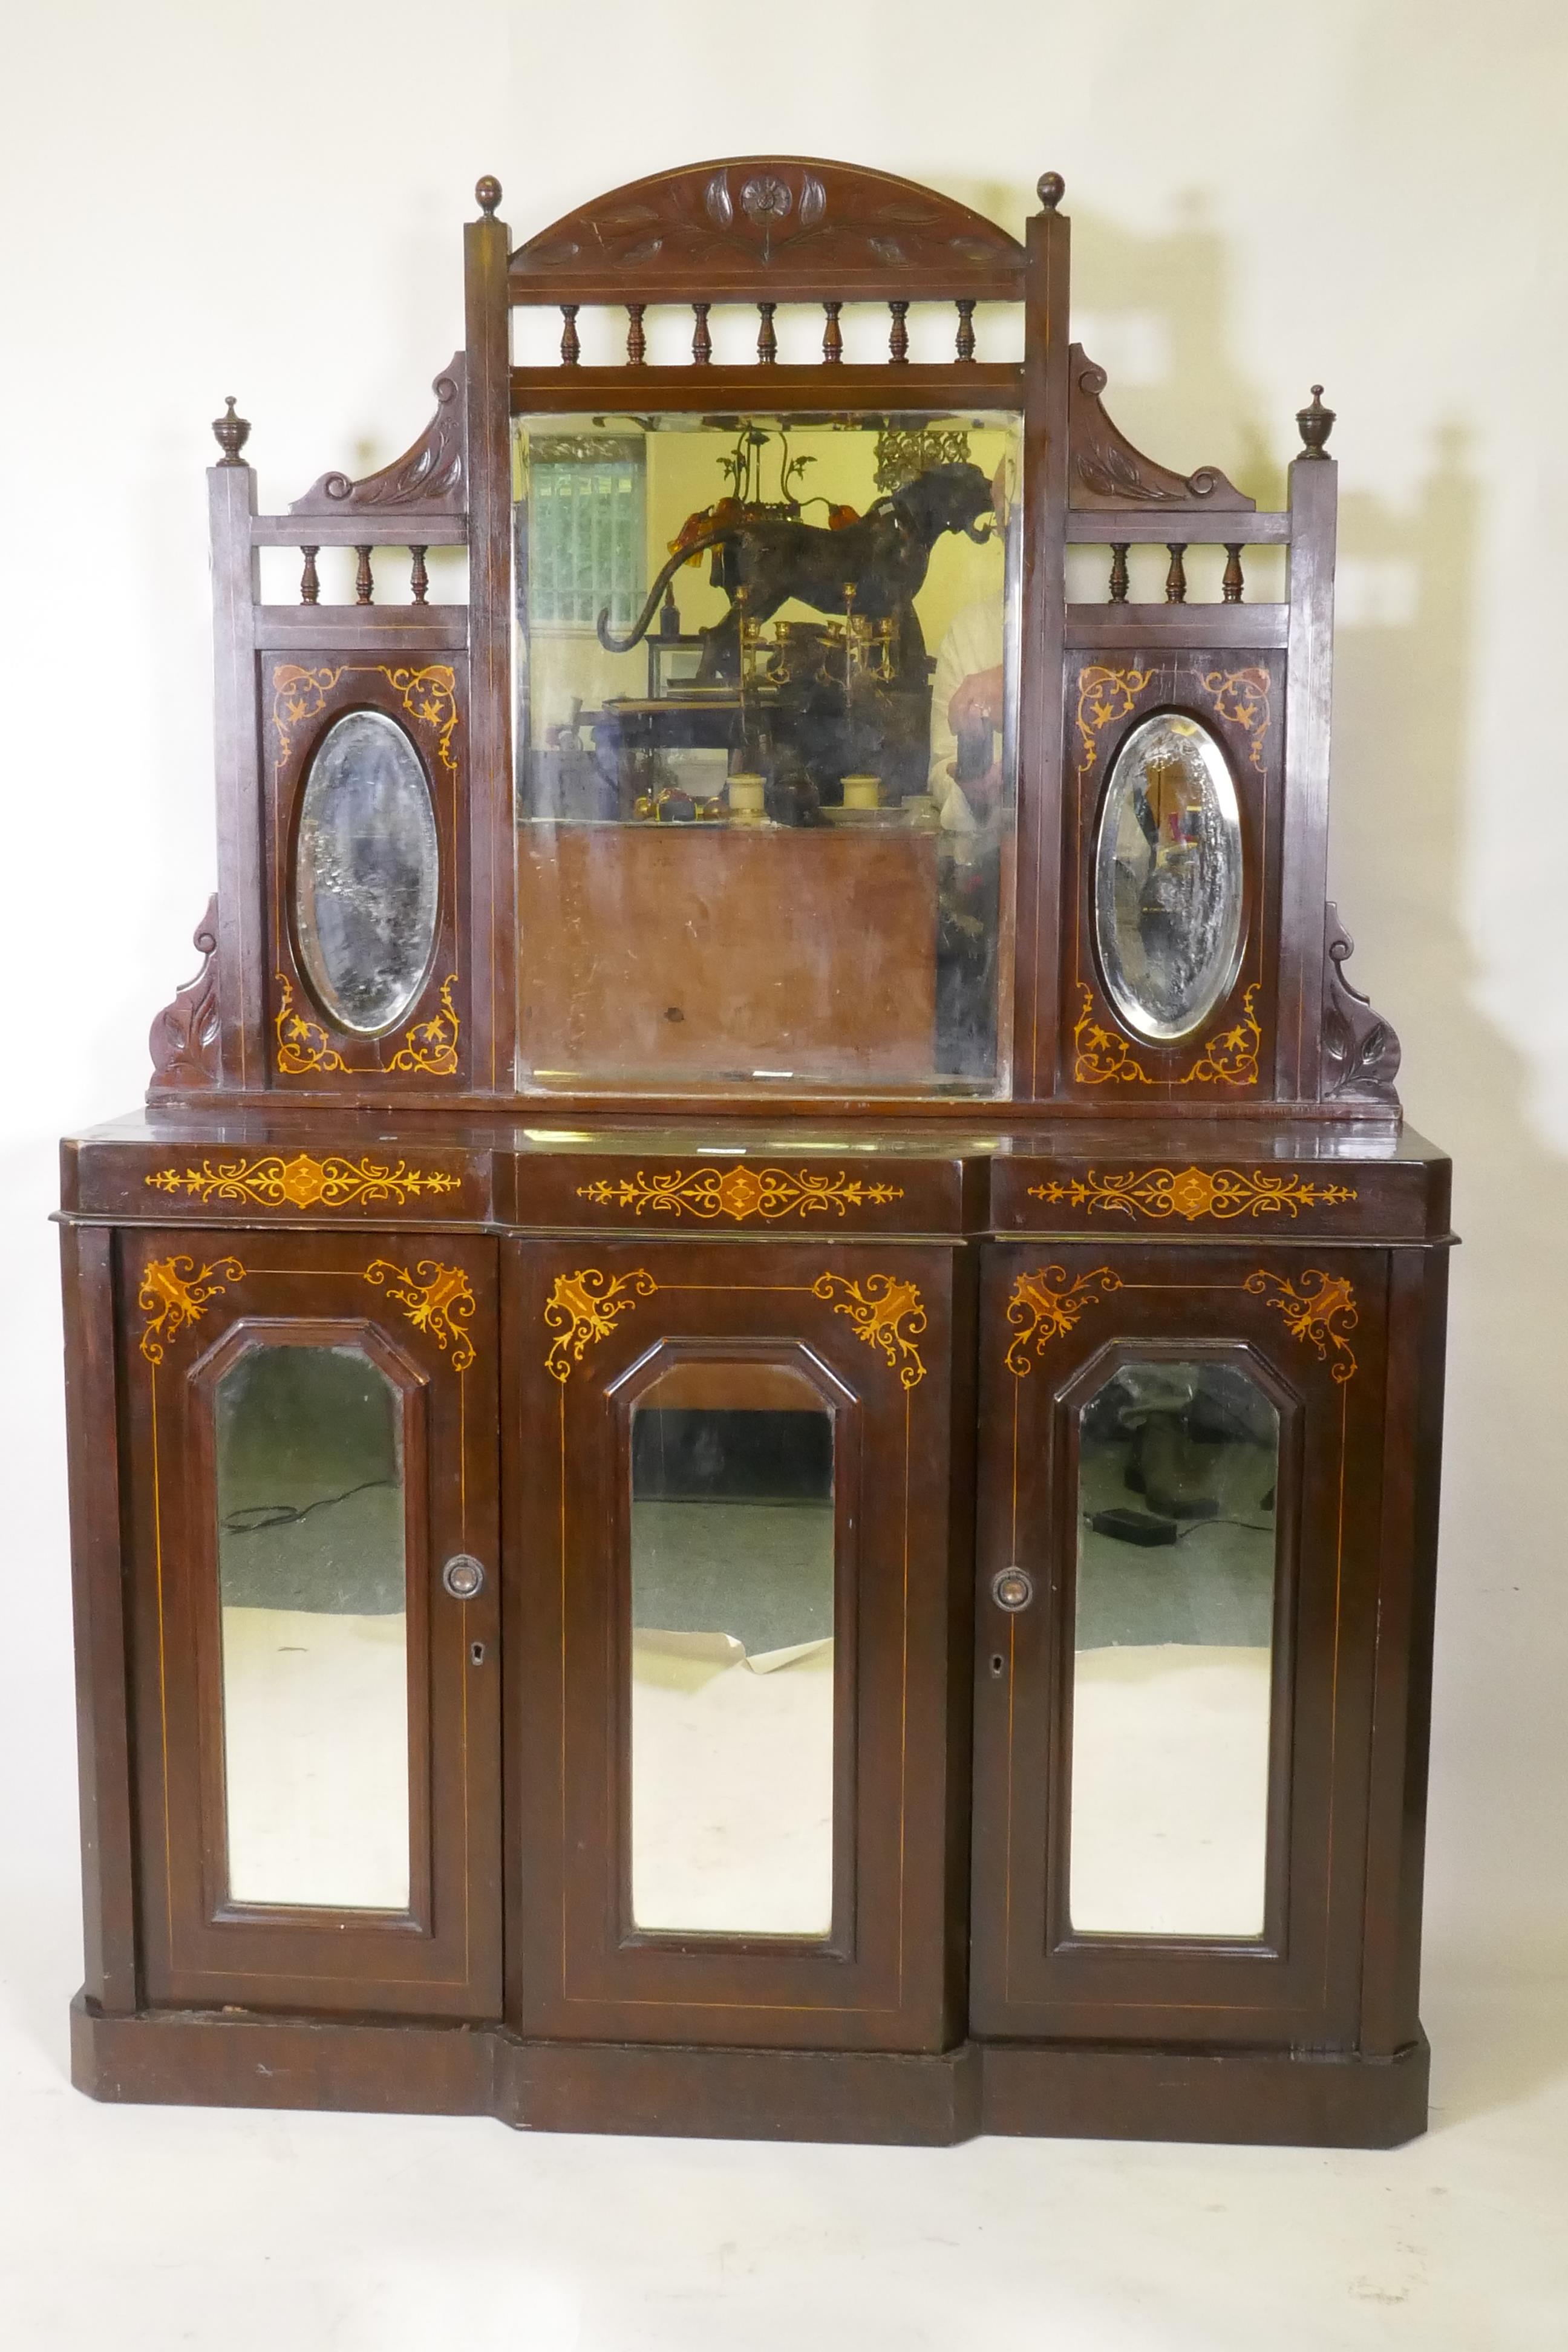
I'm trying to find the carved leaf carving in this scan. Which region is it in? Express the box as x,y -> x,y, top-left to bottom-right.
705,171 -> 734,228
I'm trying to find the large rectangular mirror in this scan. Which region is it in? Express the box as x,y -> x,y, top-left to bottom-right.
512,409 -> 1021,1096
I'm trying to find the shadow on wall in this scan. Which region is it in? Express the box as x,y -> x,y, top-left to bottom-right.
962,176 -> 1568,2117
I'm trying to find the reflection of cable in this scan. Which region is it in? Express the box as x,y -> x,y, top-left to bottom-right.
222,1478 -> 397,1535
1177,1517 -> 1274,1538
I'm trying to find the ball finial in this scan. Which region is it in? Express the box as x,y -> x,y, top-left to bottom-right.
475,175 -> 501,218
1296,383 -> 1336,459
1037,171 -> 1065,212
211,396 -> 250,466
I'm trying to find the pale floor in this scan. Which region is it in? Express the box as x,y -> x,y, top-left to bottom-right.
6,1628 -> 1565,2346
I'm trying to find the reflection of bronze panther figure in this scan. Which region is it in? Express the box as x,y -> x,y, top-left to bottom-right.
597,461 -> 995,685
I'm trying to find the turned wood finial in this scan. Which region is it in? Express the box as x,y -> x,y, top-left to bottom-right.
1037,171 -> 1065,212
212,396 -> 250,465
1297,384 -> 1335,459
475,175 -> 501,217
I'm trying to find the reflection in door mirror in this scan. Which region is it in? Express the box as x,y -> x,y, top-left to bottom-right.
629,1360 -> 835,1936
1070,1357 -> 1278,1937
215,1342 -> 411,1911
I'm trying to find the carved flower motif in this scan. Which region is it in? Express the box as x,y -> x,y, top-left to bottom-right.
741,174 -> 792,224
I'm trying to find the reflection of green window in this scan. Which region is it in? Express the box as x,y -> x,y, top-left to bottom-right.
526,436 -> 644,630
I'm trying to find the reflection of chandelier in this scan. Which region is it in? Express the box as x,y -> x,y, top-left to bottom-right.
874,426 -> 972,491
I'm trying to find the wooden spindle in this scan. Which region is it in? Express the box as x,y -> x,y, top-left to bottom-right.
757,302 -> 777,364
888,299 -> 910,365
410,545 -> 429,606
955,299 -> 976,362
822,301 -> 843,364
560,304 -> 580,366
354,545 -> 374,606
1165,543 -> 1187,604
626,302 -> 646,365
1108,543 -> 1129,604
1222,543 -> 1245,603
691,301 -> 712,365
299,546 -> 319,606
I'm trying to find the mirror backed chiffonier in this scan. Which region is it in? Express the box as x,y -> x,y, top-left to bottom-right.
59,158 -> 1450,2148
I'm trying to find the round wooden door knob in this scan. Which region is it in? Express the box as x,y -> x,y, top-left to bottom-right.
442,1553 -> 486,1601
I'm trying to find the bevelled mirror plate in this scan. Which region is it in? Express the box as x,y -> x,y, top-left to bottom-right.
293,709 -> 440,1034
627,1360 -> 836,1938
511,410 -> 1021,1097
214,1341 -> 411,1912
1070,1357 -> 1279,1939
1094,711 -> 1244,1042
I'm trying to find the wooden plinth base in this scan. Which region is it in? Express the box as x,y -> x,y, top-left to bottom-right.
70,1996 -> 1429,2149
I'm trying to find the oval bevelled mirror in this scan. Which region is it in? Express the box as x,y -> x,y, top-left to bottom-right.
293,710 -> 439,1035
1093,712 -> 1244,1043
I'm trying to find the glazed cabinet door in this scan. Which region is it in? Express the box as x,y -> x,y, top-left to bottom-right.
971,1243 -> 1387,2048
120,1229 -> 500,2017
507,1239 -> 969,2051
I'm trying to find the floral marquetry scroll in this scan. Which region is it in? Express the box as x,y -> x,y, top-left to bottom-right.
1074,666 -> 1153,775
544,1269 -> 658,1382
573,1168 -> 904,1223
1027,1167 -> 1357,1223
275,975 -> 460,1078
1004,1265 -> 1122,1374
144,1155 -> 460,1210
1071,986 -> 1263,1089
1246,1268 -> 1359,1382
363,1259 -> 477,1371
1199,668 -> 1271,772
137,1255 -> 246,1364
811,1272 -> 927,1388
272,664 -> 460,773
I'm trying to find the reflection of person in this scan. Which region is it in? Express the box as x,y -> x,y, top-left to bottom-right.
926,460 -> 1011,835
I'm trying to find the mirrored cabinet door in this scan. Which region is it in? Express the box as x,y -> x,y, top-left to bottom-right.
970,1244 -> 1388,2049
120,1229 -> 500,2018
511,1240 -> 964,2053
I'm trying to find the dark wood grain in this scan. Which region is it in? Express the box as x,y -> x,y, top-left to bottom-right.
59,1226 -> 139,2014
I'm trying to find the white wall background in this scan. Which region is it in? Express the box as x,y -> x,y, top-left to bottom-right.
1,4 -> 1565,2341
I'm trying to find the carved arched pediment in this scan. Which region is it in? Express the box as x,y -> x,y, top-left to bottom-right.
509,157 -> 1025,299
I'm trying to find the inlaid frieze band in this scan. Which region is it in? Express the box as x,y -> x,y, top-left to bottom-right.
1027,1166 -> 1357,1222
145,1154 -> 460,1210
573,1167 -> 904,1222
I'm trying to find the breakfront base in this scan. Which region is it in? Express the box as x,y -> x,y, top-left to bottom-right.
70,1997 -> 1428,2149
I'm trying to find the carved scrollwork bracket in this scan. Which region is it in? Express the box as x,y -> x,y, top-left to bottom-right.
1322,902 -> 1402,1109
1068,344 -> 1253,512
148,894 -> 220,1093
289,354 -> 466,517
